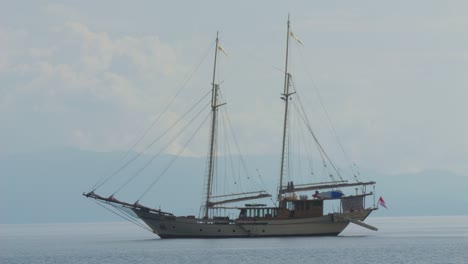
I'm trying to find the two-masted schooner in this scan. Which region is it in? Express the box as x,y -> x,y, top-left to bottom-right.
84,17 -> 379,238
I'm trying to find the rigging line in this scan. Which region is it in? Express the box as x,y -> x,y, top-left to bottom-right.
204,128 -> 211,184
222,106 -> 255,190
220,110 -> 234,187
292,94 -> 328,182
213,112 -> 219,200
109,203 -> 154,231
111,206 -> 152,231
228,124 -> 239,192
292,102 -> 304,184
217,95 -> 242,192
92,89 -> 212,192
113,101 -> 211,196
221,108 -> 227,195
291,101 -> 297,182
292,90 -> 337,181
220,108 -> 248,193
200,130 -> 212,216
256,168 -> 276,206
299,101 -> 314,180
291,82 -> 344,182
220,109 -> 235,195
294,100 -> 326,183
292,99 -> 316,181
287,98 -> 292,183
200,103 -> 215,211
295,47 -> 360,182
94,201 -> 152,232
296,102 -> 316,178
137,110 -> 211,202
90,43 -> 216,191
224,123 -> 234,195
297,100 -> 342,182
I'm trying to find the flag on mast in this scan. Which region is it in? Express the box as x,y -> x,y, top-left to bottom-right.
290,31 -> 304,45
378,196 -> 388,209
218,44 -> 228,56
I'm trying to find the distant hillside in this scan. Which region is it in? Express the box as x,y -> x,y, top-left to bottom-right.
1,149 -> 467,224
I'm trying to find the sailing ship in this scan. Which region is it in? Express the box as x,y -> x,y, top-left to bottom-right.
84,17 -> 379,238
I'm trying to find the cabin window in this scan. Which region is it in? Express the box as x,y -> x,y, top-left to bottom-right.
241,208 -> 278,218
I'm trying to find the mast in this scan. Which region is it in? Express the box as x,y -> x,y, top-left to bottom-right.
278,15 -> 292,201
204,32 -> 220,219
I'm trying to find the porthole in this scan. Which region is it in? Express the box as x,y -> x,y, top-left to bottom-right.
199,229 -> 203,232
218,229 -> 221,232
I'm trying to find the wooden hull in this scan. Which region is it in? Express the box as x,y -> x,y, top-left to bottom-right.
133,208 -> 374,238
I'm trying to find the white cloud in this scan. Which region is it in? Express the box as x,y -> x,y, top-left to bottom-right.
0,27 -> 10,71
0,20 -> 191,154
29,47 -> 56,58
2,1 -> 468,176
44,3 -> 82,20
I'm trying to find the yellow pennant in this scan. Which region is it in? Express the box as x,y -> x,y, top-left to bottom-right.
218,44 -> 228,56
290,31 -> 304,45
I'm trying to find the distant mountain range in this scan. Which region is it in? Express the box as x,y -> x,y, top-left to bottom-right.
1,148 -> 467,224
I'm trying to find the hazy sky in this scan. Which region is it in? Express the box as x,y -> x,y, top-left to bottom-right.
1,1 -> 468,175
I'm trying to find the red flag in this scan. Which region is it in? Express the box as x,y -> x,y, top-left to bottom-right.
378,196 -> 388,209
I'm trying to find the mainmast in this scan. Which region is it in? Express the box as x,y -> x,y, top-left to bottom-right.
205,32 -> 220,219
279,15 -> 293,201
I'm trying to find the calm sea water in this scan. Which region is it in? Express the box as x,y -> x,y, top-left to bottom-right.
1,216 -> 467,264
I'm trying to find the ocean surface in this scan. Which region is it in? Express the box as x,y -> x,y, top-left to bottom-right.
1,216 -> 467,264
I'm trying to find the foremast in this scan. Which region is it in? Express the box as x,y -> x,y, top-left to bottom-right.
278,15 -> 294,201
204,32 -> 221,219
